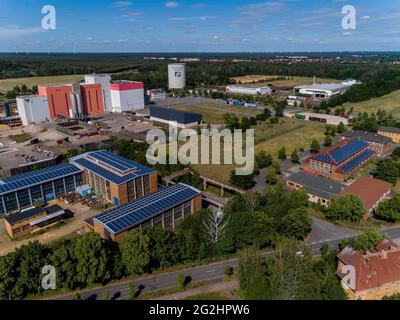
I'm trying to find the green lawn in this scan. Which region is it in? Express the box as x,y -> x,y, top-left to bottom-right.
338,90 -> 400,117
185,291 -> 237,300
9,133 -> 32,143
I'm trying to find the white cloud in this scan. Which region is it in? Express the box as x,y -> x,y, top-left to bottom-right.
113,1 -> 132,8
0,26 -> 44,38
165,2 -> 179,8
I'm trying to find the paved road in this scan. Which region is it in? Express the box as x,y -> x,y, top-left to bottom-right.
50,225 -> 400,301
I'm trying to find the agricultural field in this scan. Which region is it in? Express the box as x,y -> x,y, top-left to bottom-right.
0,74 -> 85,93
231,75 -> 339,88
339,90 -> 400,117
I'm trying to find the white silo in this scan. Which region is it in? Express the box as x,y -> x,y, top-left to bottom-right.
168,63 -> 186,89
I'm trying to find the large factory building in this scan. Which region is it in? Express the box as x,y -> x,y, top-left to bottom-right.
16,95 -> 50,126
110,81 -> 145,113
84,74 -> 112,113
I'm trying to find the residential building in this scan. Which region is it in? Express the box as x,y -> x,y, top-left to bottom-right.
285,172 -> 346,206
16,95 -> 50,126
226,85 -> 272,96
85,183 -> 202,243
71,150 -> 158,206
378,126 -> 400,144
301,139 -> 375,182
5,205 -> 70,239
110,80 -> 145,113
340,130 -> 392,156
0,163 -> 84,215
149,106 -> 203,128
337,239 -> 400,300
340,176 -> 392,215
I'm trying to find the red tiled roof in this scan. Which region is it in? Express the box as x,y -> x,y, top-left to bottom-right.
338,240 -> 400,292
340,176 -> 392,211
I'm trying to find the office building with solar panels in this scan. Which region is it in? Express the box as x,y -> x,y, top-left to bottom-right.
71,150 -> 158,206
85,183 -> 202,242
301,139 -> 376,182
0,163 -> 84,215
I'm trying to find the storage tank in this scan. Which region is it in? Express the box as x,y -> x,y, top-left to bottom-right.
168,63 -> 186,89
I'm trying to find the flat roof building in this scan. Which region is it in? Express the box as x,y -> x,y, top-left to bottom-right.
293,112 -> 350,126
149,106 -> 203,128
85,183 -> 202,242
0,163 -> 84,215
286,172 -> 346,206
110,80 -> 145,113
294,81 -> 354,98
16,95 -> 50,126
340,176 -> 392,215
5,205 -> 70,239
71,150 -> 158,206
302,139 -> 375,182
226,85 -> 272,96
340,130 -> 392,156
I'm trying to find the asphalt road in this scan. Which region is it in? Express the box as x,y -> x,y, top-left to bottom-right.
50,225 -> 400,301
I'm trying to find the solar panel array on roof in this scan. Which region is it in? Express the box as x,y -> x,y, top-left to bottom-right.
330,140 -> 368,164
0,163 -> 82,195
94,183 -> 201,234
314,153 -> 335,164
88,150 -> 138,174
72,151 -> 155,185
337,150 -> 375,174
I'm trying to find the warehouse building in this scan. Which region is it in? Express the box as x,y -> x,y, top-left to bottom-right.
0,163 -> 84,215
340,130 -> 392,156
378,126 -> 400,144
226,85 -> 272,96
85,183 -> 202,242
291,112 -> 350,126
341,176 -> 392,216
301,139 -> 375,182
110,80 -> 145,113
149,106 -> 203,128
71,150 -> 158,206
5,205 -> 71,239
294,81 -> 354,98
16,95 -> 50,126
286,172 -> 346,207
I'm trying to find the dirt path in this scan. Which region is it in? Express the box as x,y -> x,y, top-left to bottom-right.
151,281 -> 239,300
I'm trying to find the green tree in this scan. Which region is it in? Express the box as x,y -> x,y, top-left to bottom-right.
325,195 -> 365,222
353,229 -> 384,252
375,193 -> 400,222
255,151 -> 273,169
310,139 -> 321,154
146,228 -> 179,270
176,274 -> 186,292
0,252 -> 19,300
337,122 -> 346,134
229,171 -> 256,189
291,149 -> 299,164
238,247 -> 263,290
101,290 -> 110,301
72,293 -> 82,300
279,207 -> 313,240
128,283 -> 136,300
392,147 -> 400,158
373,159 -> 400,185
121,230 -> 151,276
324,135 -> 332,147
265,168 -> 278,185
278,147 -> 287,160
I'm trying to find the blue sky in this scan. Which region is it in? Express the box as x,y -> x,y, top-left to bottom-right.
0,0 -> 399,52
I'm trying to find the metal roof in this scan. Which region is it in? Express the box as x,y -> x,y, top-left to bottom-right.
287,172 -> 346,200
341,130 -> 392,144
94,183 -> 201,234
379,126 -> 400,134
0,163 -> 82,195
72,151 -> 155,185
150,106 -> 203,124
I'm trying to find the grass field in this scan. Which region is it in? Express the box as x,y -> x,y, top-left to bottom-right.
0,75 -> 85,93
231,75 -> 339,88
185,291 -> 237,300
338,90 -> 400,117
192,118 -> 326,183
177,103 -> 261,124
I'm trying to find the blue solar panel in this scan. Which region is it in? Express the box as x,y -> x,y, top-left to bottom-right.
330,140 -> 368,164
0,163 -> 82,195
338,150 -> 375,174
94,183 -> 201,234
89,151 -> 138,173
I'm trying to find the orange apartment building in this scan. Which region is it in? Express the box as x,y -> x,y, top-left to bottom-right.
71,150 -> 158,206
85,183 -> 202,243
378,126 -> 400,144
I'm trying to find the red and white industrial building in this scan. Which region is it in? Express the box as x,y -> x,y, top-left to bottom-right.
16,75 -> 145,126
